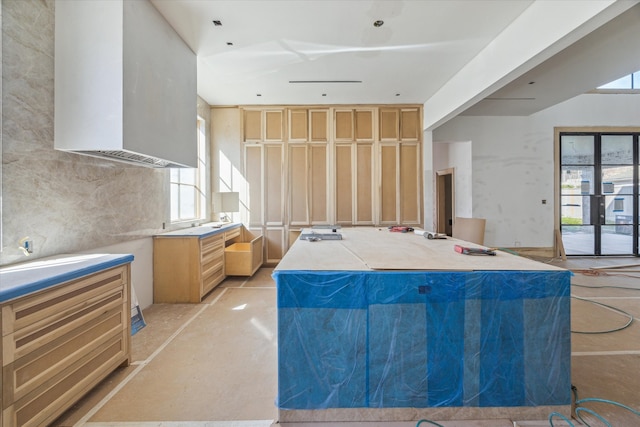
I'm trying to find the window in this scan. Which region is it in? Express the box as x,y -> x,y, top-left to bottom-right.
596,70 -> 640,90
170,118 -> 207,223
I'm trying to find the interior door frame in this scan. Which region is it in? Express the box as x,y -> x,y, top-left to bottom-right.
554,126 -> 640,256
436,168 -> 455,235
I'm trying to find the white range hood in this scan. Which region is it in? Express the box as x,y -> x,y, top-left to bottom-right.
54,0 -> 197,168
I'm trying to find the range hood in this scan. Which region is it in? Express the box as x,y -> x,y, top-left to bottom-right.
54,0 -> 197,168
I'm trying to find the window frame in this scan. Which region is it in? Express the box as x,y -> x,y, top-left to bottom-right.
169,117 -> 207,224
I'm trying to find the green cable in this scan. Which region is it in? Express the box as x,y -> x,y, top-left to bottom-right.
549,387 -> 640,426
572,282 -> 640,291
570,296 -> 634,334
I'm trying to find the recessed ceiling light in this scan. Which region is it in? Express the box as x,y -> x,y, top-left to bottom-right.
226,42 -> 233,46
373,20 -> 384,27
212,20 -> 222,26
395,93 -> 400,96
256,94 -> 262,97
529,81 -> 535,84
322,94 -> 327,97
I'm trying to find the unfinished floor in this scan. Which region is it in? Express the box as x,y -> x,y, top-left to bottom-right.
53,257 -> 640,427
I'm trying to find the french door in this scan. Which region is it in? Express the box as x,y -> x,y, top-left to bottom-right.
560,132 -> 640,256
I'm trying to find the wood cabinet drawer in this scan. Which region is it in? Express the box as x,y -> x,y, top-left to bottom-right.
201,234 -> 224,258
202,263 -> 225,295
2,266 -> 128,362
224,227 -> 241,242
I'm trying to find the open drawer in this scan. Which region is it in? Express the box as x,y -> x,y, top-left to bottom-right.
224,231 -> 263,276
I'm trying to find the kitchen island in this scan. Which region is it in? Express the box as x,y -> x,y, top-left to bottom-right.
273,227 -> 571,423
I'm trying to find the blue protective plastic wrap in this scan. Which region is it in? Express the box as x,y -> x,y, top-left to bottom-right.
274,270 -> 571,410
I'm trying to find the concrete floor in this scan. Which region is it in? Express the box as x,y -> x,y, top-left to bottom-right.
52,257 -> 640,427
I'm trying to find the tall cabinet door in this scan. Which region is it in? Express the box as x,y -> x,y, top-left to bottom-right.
289,144 -> 329,226
400,143 -> 421,224
356,143 -> 375,224
380,144 -> 399,224
264,144 -> 285,264
244,145 -> 263,226
309,144 -> 328,224
335,144 -> 354,225
289,144 -> 309,226
379,143 -> 421,225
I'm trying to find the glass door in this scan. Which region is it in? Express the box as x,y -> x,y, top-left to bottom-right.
560,133 -> 638,256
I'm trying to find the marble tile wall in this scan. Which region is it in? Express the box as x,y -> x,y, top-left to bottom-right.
1,0 -> 209,266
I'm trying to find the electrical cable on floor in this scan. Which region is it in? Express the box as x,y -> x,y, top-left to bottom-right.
549,385 -> 640,427
572,282 -> 640,291
572,268 -> 640,280
416,419 -> 445,427
570,296 -> 634,334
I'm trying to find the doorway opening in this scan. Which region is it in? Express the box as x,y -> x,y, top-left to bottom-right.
436,168 -> 455,236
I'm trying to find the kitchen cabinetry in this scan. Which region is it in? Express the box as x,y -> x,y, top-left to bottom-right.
243,109 -> 285,142
232,105 -> 422,261
0,255 -> 132,427
153,224 -> 252,303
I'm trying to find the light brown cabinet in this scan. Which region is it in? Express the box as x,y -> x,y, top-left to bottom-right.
231,105 -> 422,262
244,142 -> 287,265
334,108 -> 374,141
335,142 -> 375,225
288,109 -> 329,143
1,264 -> 131,427
289,144 -> 329,226
379,107 -> 420,141
153,231 -> 228,303
243,108 -> 285,142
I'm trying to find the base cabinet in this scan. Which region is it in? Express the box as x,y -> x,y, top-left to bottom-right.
1,264 -> 131,427
153,232 -> 226,303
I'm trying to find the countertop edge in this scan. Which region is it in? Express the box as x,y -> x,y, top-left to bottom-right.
153,222 -> 241,239
0,254 -> 134,303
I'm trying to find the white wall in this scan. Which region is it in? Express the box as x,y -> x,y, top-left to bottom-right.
423,131 -> 435,230
433,93 -> 640,248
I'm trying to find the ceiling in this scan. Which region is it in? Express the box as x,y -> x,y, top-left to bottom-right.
462,2 -> 640,116
150,0 -> 640,120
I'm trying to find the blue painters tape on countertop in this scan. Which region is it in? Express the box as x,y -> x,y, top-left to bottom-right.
0,253 -> 134,302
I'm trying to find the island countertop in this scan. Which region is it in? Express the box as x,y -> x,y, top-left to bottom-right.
275,227 -> 565,272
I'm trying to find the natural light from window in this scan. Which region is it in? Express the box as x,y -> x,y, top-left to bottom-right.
597,71 -> 640,89
170,118 -> 207,223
